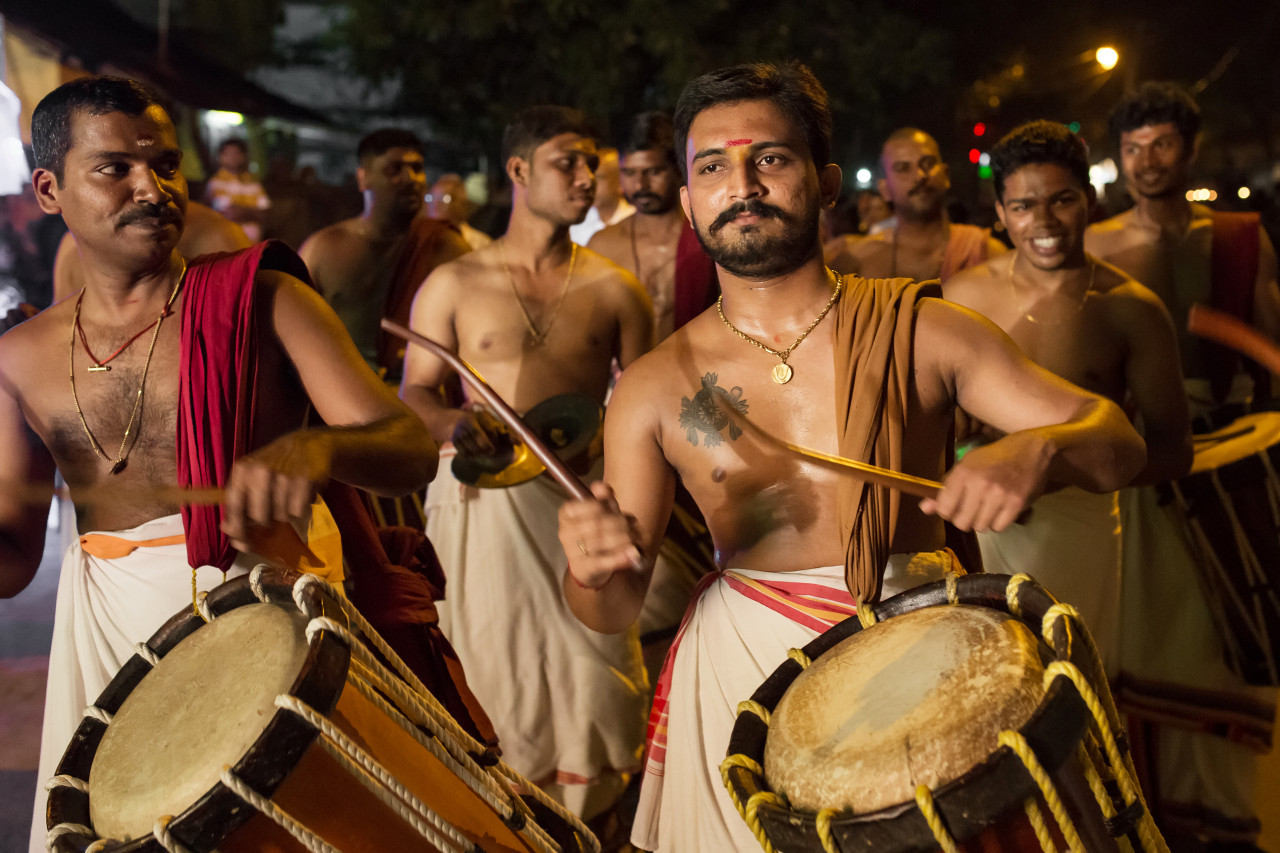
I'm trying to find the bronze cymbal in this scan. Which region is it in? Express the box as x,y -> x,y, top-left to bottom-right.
451,394 -> 602,489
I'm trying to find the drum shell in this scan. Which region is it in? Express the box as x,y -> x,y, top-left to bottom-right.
46,570 -> 573,853
1173,440 -> 1280,685
723,573 -> 1136,853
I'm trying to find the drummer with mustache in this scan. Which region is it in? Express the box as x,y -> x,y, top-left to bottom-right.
943,120 -> 1192,678
825,127 -> 1007,282
399,105 -> 655,825
557,62 -> 1146,851
0,76 -> 437,853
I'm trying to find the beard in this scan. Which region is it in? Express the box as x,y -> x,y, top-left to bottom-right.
626,190 -> 677,215
691,199 -> 820,278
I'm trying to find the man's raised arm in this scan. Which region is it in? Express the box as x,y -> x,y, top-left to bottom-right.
915,299 -> 1145,532
221,270 -> 437,547
558,363 -> 674,634
1120,283 -> 1193,485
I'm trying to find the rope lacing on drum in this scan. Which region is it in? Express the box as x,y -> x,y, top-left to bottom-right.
945,572 -> 959,605
856,599 -> 878,629
718,754 -> 778,853
1006,572 -> 1033,617
1022,797 -> 1058,852
913,784 -> 960,853
291,573 -> 595,853
736,699 -> 771,726
786,647 -> 812,669
998,729 -> 1086,852
152,815 -> 194,853
814,808 -> 841,853
83,705 -> 113,725
219,766 -> 342,853
134,641 -> 161,667
274,693 -> 476,852
45,774 -> 88,794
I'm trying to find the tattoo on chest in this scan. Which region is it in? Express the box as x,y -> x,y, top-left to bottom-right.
679,372 -> 749,447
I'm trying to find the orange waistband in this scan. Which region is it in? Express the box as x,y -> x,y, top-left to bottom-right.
80,532 -> 187,560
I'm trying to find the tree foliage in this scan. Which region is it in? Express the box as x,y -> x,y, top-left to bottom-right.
337,0 -> 953,170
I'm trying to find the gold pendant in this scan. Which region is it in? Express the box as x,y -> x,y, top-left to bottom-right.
88,365 -> 111,372
772,363 -> 793,384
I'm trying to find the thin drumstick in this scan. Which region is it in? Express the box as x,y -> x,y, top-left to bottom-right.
721,405 -> 942,499
1188,304 -> 1280,375
381,320 -> 593,500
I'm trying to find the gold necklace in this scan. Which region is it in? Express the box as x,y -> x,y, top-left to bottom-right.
70,258 -> 187,475
717,268 -> 843,384
1007,250 -> 1093,325
499,239 -> 577,347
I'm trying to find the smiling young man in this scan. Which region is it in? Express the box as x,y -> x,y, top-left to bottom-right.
589,111 -> 717,340
1086,83 -> 1280,851
556,63 -> 1145,851
2,76 -> 438,853
400,106 -> 654,823
826,127 -> 1006,282
944,120 -> 1191,675
299,129 -> 470,381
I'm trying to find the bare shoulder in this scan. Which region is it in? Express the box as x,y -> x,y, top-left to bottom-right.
940,255 -> 1005,305
1085,209 -> 1141,252
1091,259 -> 1172,324
298,218 -> 363,260
850,231 -> 891,259
183,202 -> 251,255
577,246 -> 649,305
610,316 -> 706,414
587,220 -> 629,259
0,301 -> 73,393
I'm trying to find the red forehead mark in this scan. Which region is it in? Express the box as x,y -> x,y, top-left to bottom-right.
725,138 -> 753,147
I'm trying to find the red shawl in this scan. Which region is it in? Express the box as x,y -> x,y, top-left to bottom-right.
176,241 -> 498,748
1209,211 -> 1263,402
377,217 -> 463,374
672,219 -> 718,331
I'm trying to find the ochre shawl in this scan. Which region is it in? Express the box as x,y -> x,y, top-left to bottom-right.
832,275 -> 941,603
939,223 -> 993,283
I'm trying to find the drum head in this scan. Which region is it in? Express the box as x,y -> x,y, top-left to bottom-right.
1191,411 -> 1280,473
763,604 -> 1046,813
90,603 -> 312,840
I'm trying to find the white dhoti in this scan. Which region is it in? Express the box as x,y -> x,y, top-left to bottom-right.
1118,484 -> 1276,842
978,486 -> 1122,677
425,453 -> 649,820
632,553 -> 955,852
29,514 -> 249,853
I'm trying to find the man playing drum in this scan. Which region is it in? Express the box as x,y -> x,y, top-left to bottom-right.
400,106 -> 655,825
557,61 -> 1146,851
1086,82 -> 1280,851
0,76 -> 438,853
944,120 -> 1192,677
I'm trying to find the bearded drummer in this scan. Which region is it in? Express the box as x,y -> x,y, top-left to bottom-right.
557,61 -> 1146,852
399,106 -> 657,826
1085,82 -> 1280,849
0,76 -> 438,853
943,120 -> 1192,677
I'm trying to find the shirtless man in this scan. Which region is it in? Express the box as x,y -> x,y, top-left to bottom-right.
556,61 -> 1145,851
1087,82 -> 1280,412
300,129 -> 469,379
401,106 -> 654,822
429,172 -> 492,250
589,111 -> 717,340
52,199 -> 250,303
944,120 -> 1191,675
568,146 -> 634,245
827,128 -> 1006,282
1086,82 -> 1280,852
3,76 -> 436,853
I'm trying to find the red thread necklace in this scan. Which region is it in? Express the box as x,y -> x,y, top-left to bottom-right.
74,294 -> 172,372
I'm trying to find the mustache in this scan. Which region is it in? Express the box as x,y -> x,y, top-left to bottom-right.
710,199 -> 787,233
117,203 -> 182,229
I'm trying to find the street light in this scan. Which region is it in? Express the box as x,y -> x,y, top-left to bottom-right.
1096,47 -> 1119,70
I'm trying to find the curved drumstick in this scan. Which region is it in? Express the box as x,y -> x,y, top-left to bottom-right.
381,320 -> 592,500
1188,304 -> 1280,375
720,404 -> 942,499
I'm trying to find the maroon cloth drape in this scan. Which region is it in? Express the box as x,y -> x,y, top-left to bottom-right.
176,240 -> 498,749
178,241 -> 305,571
1209,211 -> 1263,402
377,217 -> 462,374
672,220 -> 718,331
